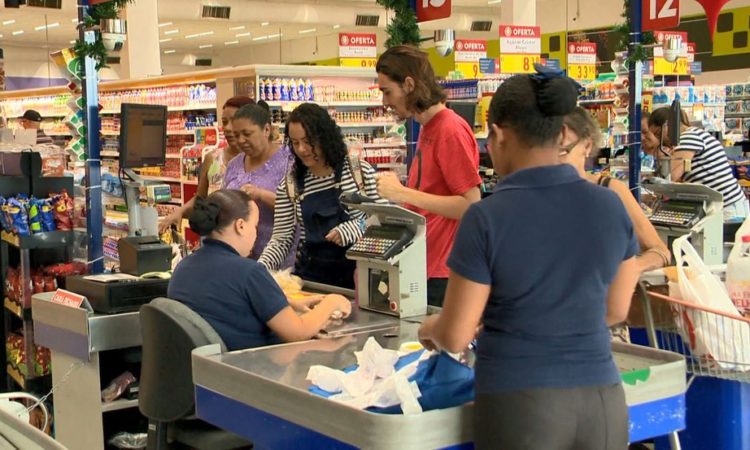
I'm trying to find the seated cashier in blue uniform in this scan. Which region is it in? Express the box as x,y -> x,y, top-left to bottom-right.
168,189 -> 352,351
417,69 -> 641,450
258,103 -> 383,289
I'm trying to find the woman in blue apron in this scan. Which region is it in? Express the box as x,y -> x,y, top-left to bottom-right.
258,103 -> 383,289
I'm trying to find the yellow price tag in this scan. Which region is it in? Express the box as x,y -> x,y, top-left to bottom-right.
654,57 -> 689,76
455,62 -> 481,79
499,54 -> 540,74
339,57 -> 377,68
568,63 -> 596,80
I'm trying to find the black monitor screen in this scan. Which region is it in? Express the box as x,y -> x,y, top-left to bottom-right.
446,101 -> 477,129
119,104 -> 168,169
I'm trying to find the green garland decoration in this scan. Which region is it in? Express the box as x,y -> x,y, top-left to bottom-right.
614,0 -> 655,64
73,0 -> 136,71
376,0 -> 421,48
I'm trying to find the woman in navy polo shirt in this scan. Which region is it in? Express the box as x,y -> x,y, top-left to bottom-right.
168,189 -> 351,351
418,69 -> 640,449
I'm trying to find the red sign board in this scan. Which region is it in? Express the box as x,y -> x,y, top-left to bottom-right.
416,0 -> 451,23
454,39 -> 487,63
568,42 -> 597,55
642,0 -> 680,32
687,42 -> 696,54
51,289 -> 85,308
89,0 -> 114,4
654,30 -> 688,44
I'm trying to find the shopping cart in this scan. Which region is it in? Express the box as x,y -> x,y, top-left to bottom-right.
637,274 -> 750,450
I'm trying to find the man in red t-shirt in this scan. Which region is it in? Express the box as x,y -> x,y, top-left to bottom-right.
375,46 -> 481,306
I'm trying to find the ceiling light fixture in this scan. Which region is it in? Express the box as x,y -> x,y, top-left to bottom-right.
70,40 -> 77,44
12,30 -> 24,36
186,31 -> 214,39
261,22 -> 270,26
164,29 -> 179,35
487,0 -> 502,4
71,19 -> 79,23
236,32 -> 251,38
252,35 -> 268,41
299,28 -> 316,34
229,25 -> 245,31
35,22 -> 60,31
333,24 -> 341,29
2,20 -> 16,26
160,38 -> 172,43
158,22 -> 173,28
267,33 -> 282,39
225,40 -> 239,45
164,50 -> 176,54
199,44 -> 213,49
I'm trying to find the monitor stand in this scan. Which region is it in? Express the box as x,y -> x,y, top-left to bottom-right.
123,169 -> 160,237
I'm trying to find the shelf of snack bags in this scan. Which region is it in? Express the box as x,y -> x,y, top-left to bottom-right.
652,85 -> 726,133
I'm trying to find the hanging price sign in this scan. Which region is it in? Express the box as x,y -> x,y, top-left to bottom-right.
339,58 -> 377,68
499,25 -> 541,74
567,42 -> 597,80
653,31 -> 689,76
339,33 -> 377,69
454,39 -> 486,79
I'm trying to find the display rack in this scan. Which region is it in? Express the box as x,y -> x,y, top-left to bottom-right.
0,152 -> 74,394
724,83 -> 750,143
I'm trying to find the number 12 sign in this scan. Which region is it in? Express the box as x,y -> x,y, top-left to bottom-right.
642,0 -> 680,32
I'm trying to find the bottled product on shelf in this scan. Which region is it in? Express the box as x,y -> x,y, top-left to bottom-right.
99,84 -> 217,112
652,85 -> 726,133
0,94 -> 70,118
257,77 -> 382,104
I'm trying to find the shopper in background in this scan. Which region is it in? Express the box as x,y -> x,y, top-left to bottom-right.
259,103 -> 383,289
418,70 -> 639,449
375,45 -> 481,307
168,189 -> 351,351
649,107 -> 749,220
20,109 -> 53,145
562,107 -> 670,272
160,96 -> 255,232
640,111 -> 659,155
223,103 -> 294,262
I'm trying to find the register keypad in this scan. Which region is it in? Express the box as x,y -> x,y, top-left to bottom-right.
350,237 -> 398,257
650,210 -> 695,227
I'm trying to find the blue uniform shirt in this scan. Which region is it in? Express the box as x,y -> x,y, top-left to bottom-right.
448,165 -> 638,394
168,239 -> 288,351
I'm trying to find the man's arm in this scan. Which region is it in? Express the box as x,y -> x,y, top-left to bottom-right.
377,172 -> 480,220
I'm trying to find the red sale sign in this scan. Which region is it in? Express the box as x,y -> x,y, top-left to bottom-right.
454,39 -> 487,63
51,289 -> 85,308
339,33 -> 377,58
642,0 -> 680,32
416,0 -> 451,23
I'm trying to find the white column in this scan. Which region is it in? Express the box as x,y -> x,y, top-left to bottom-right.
501,0 -> 537,26
119,0 -> 162,79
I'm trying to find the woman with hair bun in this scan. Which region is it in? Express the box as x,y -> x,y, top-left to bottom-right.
168,189 -> 351,351
418,68 -> 640,449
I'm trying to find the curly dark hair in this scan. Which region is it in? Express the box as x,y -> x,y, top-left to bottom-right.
284,103 -> 348,192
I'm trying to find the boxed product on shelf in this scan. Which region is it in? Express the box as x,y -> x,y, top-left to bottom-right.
726,83 -> 750,99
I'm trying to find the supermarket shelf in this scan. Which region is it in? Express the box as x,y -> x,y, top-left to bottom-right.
362,143 -> 407,149
1,230 -> 75,250
102,398 -> 139,413
375,163 -> 404,169
338,122 -> 396,128
166,154 -> 182,159
4,298 -> 23,319
100,104 -> 215,115
139,175 -> 181,183
653,102 -> 726,107
578,98 -> 617,105
725,113 -> 750,117
182,179 -> 199,185
168,130 -> 197,136
266,100 -> 382,108
6,364 -> 49,391
44,132 -> 73,137
101,151 -> 119,158
727,96 -> 750,101
101,131 -> 120,136
7,112 -> 68,119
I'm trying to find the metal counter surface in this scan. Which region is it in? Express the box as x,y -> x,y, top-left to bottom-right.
194,322 -> 474,450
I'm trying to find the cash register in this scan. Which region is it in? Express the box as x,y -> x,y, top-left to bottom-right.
343,194 -> 427,318
646,182 -> 724,265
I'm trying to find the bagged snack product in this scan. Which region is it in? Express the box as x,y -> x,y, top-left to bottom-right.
7,197 -> 30,236
39,198 -> 57,232
0,197 -> 10,232
28,199 -> 43,234
51,190 -> 74,230
271,268 -> 304,294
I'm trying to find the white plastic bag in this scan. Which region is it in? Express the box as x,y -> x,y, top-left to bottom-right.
670,234 -> 750,371
726,216 -> 750,315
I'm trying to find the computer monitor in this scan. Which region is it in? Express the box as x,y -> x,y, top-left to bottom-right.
446,101 -> 477,129
119,103 -> 168,169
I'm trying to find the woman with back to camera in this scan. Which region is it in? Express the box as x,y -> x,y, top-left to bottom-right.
649,106 -> 749,220
223,103 -> 294,262
168,189 -> 351,351
160,96 -> 256,232
562,107 -> 670,272
417,68 -> 640,449
258,103 -> 383,289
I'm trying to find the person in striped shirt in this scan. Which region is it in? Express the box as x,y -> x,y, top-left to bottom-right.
649,107 -> 749,220
258,103 -> 384,289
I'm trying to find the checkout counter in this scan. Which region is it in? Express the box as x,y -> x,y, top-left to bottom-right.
191,202 -> 689,449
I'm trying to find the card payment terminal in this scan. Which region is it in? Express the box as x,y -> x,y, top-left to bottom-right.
343,194 -> 426,318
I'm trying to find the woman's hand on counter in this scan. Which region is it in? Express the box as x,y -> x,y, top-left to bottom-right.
320,294 -> 352,319
325,229 -> 344,246
418,315 -> 440,351
289,295 -> 324,313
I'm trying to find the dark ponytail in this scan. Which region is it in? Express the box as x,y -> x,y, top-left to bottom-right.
188,189 -> 252,236
489,68 -> 579,147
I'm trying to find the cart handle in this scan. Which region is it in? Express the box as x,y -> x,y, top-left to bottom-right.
646,291 -> 750,325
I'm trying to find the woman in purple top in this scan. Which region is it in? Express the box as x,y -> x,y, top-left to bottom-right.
223,103 -> 294,264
